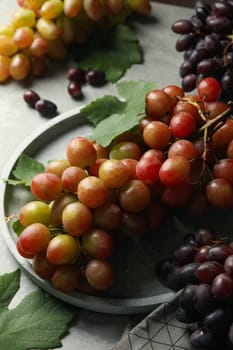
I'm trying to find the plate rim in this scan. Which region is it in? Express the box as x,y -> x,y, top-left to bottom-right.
0,107 -> 174,315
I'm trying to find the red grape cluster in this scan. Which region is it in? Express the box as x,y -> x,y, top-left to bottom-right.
157,227 -> 233,349
15,76 -> 233,295
172,0 -> 233,98
0,0 -> 151,82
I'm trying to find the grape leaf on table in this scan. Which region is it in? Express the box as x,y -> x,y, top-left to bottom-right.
0,269 -> 74,350
81,80 -> 156,146
6,153 -> 45,186
73,24 -> 143,82
0,269 -> 20,310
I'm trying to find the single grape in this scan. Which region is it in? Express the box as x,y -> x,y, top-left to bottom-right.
85,259 -> 114,290
86,69 -> 106,86
35,99 -> 58,118
23,89 -> 40,108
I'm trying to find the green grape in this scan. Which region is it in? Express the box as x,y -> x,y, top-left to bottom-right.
19,200 -> 51,226
0,25 -> 15,36
0,35 -> 18,56
40,0 -> 64,20
36,17 -> 60,40
11,8 -> 36,28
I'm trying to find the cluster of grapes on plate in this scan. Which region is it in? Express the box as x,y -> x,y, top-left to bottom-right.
0,0 -> 151,83
157,226 -> 233,349
172,0 -> 233,97
14,76 -> 233,295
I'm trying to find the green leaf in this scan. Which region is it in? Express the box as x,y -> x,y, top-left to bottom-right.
74,25 -> 143,82
0,270 -> 20,310
10,153 -> 45,187
0,289 -> 74,350
82,80 -> 156,146
12,220 -> 25,236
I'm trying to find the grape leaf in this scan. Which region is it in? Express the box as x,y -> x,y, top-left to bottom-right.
73,24 -> 143,82
0,270 -> 74,350
12,219 -> 25,236
81,80 -> 156,146
6,153 -> 44,187
0,269 -> 20,310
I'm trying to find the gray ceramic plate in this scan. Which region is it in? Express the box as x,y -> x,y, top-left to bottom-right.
0,108 -> 180,315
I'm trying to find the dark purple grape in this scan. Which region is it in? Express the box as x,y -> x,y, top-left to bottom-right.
190,327 -> 222,349
183,49 -> 193,60
67,81 -> 82,98
35,99 -> 58,118
204,34 -> 222,54
204,307 -> 233,332
175,34 -> 196,52
194,245 -> 210,263
207,244 -> 233,263
176,306 -> 200,323
189,48 -> 208,65
181,74 -> 197,92
213,1 -> 233,18
195,261 -> 225,283
197,58 -> 223,76
67,67 -> 86,83
171,19 -> 193,34
179,60 -> 195,78
179,284 -> 197,311
195,1 -> 212,21
166,266 -> 184,291
195,228 -> 216,246
194,283 -> 219,314
173,244 -> 198,266
206,15 -> 232,34
86,69 -> 106,86
212,272 -> 233,300
23,90 -> 40,108
178,262 -> 200,285
222,70 -> 233,92
224,254 -> 233,276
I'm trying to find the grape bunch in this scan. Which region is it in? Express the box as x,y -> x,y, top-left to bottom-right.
172,0 -> 233,98
156,227 -> 233,349
0,0 -> 151,83
13,76 -> 233,295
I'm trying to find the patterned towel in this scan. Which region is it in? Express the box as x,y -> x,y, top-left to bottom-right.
111,293 -> 195,350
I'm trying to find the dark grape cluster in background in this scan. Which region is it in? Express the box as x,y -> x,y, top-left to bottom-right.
157,227 -> 233,349
172,0 -> 233,98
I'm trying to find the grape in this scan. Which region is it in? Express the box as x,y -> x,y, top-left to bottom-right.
168,139 -> 197,160
145,89 -> 172,119
98,159 -> 129,188
169,111 -> 196,138
190,327 -> 221,349
66,137 -> 97,169
35,99 -> 58,118
13,26 -> 34,49
85,259 -> 114,290
61,165 -> 87,192
171,19 -> 194,34
0,55 -> 11,82
93,202 -> 123,230
40,0 -> 64,20
31,172 -> 63,201
82,228 -> 114,259
11,8 -> 36,28
62,201 -> 92,236
176,306 -> 200,323
206,178 -> 233,209
50,192 -> 77,227
204,307 -> 233,332
119,179 -> 151,212
23,89 -> 40,108
135,155 -> 161,185
109,141 -> 141,161
159,156 -> 191,187
195,261 -> 224,283
10,53 -> 30,80
32,251 -> 56,279
212,273 -> 233,300
67,66 -> 86,82
63,0 -> 82,18
143,121 -> 171,150
194,283 -> 219,314
86,69 -> 106,86
173,244 -> 198,266
18,223 -> 51,256
197,77 -> 222,102
77,176 -> 108,208
52,264 -> 81,293
46,233 -> 80,265
181,73 -> 197,92
19,200 -> 51,226
67,81 -> 82,98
